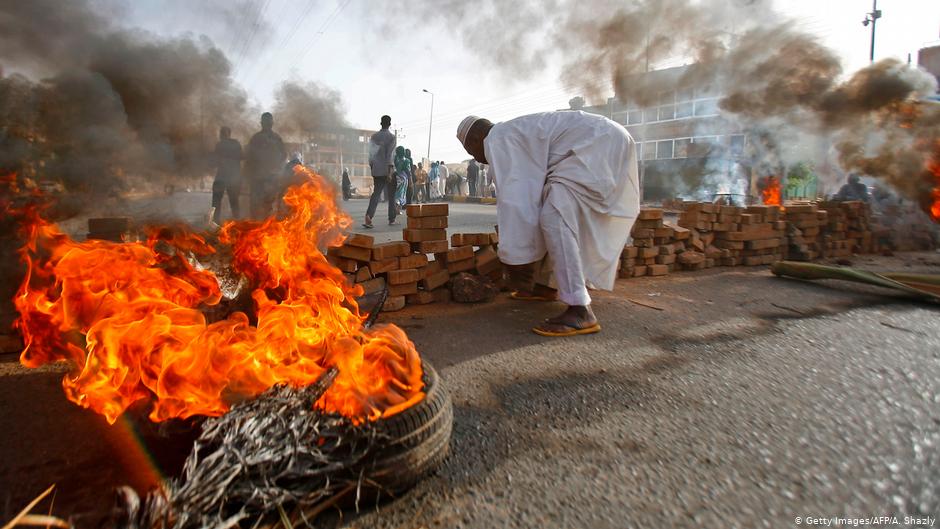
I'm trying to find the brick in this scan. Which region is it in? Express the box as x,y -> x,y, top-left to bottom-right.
406,290 -> 436,305
372,241 -> 411,260
638,208 -> 664,220
632,265 -> 647,277
622,246 -> 638,258
368,257 -> 399,274
431,287 -> 451,303
388,268 -> 420,285
678,251 -> 705,265
403,228 -> 448,242
719,205 -> 743,216
406,203 -> 449,217
488,232 -> 499,244
746,238 -> 781,250
648,264 -> 669,276
653,226 -> 675,239
358,277 -> 386,295
633,218 -> 664,229
474,247 -> 501,274
388,282 -> 418,297
700,203 -> 719,214
338,244 -> 373,262
451,233 -> 493,247
355,266 -> 373,283
411,240 -> 448,254
422,269 -> 451,290
447,245 -> 474,262
327,255 -> 358,273
656,254 -> 676,265
407,216 -> 448,229
446,258 -> 476,274
631,228 -> 655,239
344,233 -> 374,249
638,246 -> 659,258
714,239 -> 745,250
659,245 -> 675,256
670,225 -> 690,240
384,295 -> 406,311
424,259 -> 444,276
399,253 -> 429,269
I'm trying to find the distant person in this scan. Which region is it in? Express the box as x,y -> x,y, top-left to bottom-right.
245,112 -> 286,218
210,126 -> 242,224
833,173 -> 871,203
479,164 -> 488,197
341,167 -> 351,200
438,161 -> 449,199
467,159 -> 479,196
393,146 -> 410,220
364,115 -> 397,228
404,148 -> 415,205
428,161 -> 441,199
414,162 -> 428,203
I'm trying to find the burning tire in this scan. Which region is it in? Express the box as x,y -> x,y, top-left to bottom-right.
363,362 -> 453,494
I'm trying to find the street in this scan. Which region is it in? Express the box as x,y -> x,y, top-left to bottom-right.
1,191 -> 938,527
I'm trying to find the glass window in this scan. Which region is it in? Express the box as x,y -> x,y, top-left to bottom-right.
644,108 -> 659,123
674,138 -> 691,158
656,140 -> 674,159
658,91 -> 675,105
628,110 -> 644,125
730,135 -> 746,157
676,102 -> 693,119
658,105 -> 675,121
642,142 -> 657,160
676,87 -> 693,102
695,83 -> 718,98
694,98 -> 719,116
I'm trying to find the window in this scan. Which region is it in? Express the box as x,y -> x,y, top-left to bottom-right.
695,83 -> 718,98
658,104 -> 675,121
628,110 -> 643,125
730,135 -> 746,157
676,87 -> 693,102
656,140 -> 674,159
674,138 -> 691,158
644,108 -> 659,123
694,98 -> 719,116
642,142 -> 657,160
676,102 -> 693,119
658,90 -> 675,105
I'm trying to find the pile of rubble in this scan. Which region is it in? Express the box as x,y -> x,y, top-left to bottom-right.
327,203 -> 505,311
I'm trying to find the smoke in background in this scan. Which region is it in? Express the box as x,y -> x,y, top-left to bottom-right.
0,0 -> 347,194
381,0 -> 939,212
273,80 -> 349,139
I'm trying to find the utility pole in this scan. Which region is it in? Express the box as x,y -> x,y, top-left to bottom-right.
422,89 -> 434,163
862,0 -> 882,63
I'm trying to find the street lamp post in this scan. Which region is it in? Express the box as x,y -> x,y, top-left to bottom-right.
862,0 -> 882,63
422,89 -> 434,163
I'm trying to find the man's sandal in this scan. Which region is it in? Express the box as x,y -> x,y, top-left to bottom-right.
532,321 -> 602,337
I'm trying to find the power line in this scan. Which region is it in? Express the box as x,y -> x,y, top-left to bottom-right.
241,0 -> 318,85
291,0 -> 352,67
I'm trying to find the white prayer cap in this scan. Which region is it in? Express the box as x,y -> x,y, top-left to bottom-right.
456,115 -> 482,145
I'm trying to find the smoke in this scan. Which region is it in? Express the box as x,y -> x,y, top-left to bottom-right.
0,0 -> 346,195
273,80 -> 348,139
377,0 -> 939,212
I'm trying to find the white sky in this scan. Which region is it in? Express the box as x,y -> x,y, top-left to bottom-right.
116,0 -> 940,162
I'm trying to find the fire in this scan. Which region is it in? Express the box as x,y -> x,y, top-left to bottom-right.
12,167 -> 424,424
930,140 -> 940,222
762,175 -> 782,205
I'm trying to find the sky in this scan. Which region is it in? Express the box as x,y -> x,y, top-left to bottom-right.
112,0 -> 940,162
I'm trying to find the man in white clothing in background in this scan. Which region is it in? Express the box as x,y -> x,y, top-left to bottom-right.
456,111 -> 640,337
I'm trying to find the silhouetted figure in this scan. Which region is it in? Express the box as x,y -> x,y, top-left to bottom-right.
245,112 -> 286,218
364,115 -> 397,228
342,167 -> 351,200
211,126 -> 242,224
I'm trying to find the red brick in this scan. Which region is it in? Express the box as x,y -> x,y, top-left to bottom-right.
372,241 -> 411,260
422,269 -> 450,290
407,216 -> 448,229
399,253 -> 429,269
388,282 -> 418,297
388,268 -> 420,285
406,203 -> 449,217
446,245 -> 474,262
368,257 -> 399,274
411,240 -> 448,254
403,228 -> 448,242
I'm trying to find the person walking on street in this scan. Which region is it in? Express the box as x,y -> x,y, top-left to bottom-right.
467,159 -> 479,197
414,162 -> 428,203
341,167 -> 351,200
245,112 -> 286,219
438,161 -> 449,199
364,115 -> 397,228
210,126 -> 242,224
428,161 -> 440,199
393,146 -> 409,221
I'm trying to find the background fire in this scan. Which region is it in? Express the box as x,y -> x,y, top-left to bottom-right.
13,167 -> 424,424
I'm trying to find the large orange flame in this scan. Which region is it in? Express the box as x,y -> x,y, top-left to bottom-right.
929,139 -> 940,222
13,167 -> 424,424
762,176 -> 782,206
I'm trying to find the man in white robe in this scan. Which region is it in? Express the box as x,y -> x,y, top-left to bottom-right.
456,111 -> 640,336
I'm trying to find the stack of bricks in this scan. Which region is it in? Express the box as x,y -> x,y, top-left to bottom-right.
782,204 -> 826,261
818,201 -> 874,257
620,208 -> 685,277
449,231 -> 503,285
401,203 -> 452,308
718,205 -> 786,266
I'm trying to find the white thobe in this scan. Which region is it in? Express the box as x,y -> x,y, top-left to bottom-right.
484,111 -> 639,306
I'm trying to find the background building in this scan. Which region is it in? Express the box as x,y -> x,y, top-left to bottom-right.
285,127 -> 377,192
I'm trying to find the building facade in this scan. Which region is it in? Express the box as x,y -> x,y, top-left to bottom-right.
285,127 -> 377,192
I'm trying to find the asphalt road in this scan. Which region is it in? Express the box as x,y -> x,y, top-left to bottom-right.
1,190 -> 938,528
